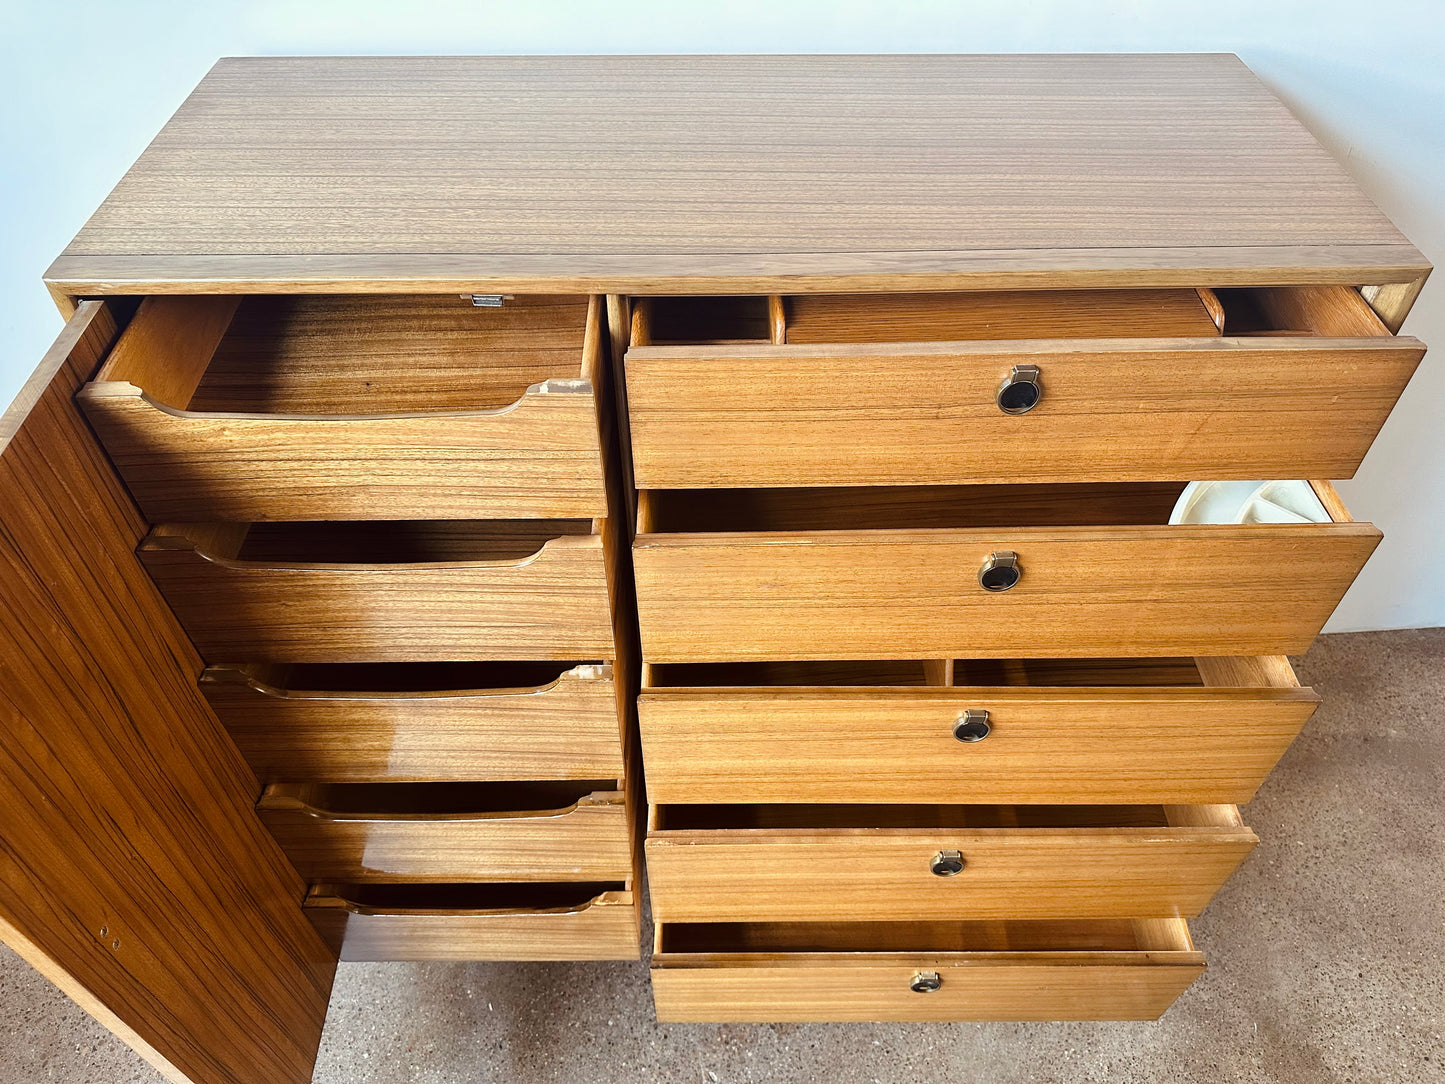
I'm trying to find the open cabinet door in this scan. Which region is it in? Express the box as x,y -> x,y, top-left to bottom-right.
0,302 -> 336,1084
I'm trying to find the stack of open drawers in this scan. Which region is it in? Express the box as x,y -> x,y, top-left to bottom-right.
622,287 -> 1425,1020
5,51 -> 1438,1083
77,292 -> 642,962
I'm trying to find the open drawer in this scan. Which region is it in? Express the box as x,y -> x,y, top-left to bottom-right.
640,656 -> 1316,805
305,882 -> 639,961
624,287 -> 1425,488
78,294 -> 608,521
139,519 -> 614,662
258,781 -> 630,882
651,918 -> 1203,1021
633,481 -> 1379,661
646,803 -> 1253,923
204,661 -> 623,783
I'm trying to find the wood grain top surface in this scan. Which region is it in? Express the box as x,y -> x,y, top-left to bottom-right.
47,54 -> 1428,294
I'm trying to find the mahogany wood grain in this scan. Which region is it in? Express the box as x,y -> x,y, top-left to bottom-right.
625,288 -> 1424,488
645,804 -> 1255,923
638,657 -> 1318,805
203,662 -> 623,783
258,784 -> 630,882
0,302 -> 334,1084
46,56 -> 1428,296
633,485 -> 1380,662
80,295 -> 608,521
306,884 -> 639,961
651,918 -> 1202,1022
139,521 -> 614,663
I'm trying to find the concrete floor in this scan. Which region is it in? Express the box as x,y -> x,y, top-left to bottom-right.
1,629 -> 1441,1083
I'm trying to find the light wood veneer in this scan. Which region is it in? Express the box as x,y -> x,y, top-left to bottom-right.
651,918 -> 1203,1022
45,56 -> 1428,298
633,482 -> 1379,662
646,804 -> 1255,923
258,783 -> 630,883
139,520 -> 615,663
1,53 -> 1431,1063
203,662 -> 623,783
306,884 -> 639,962
626,286 -> 1424,488
0,302 -> 335,1084
640,656 -> 1317,805
80,294 -> 609,521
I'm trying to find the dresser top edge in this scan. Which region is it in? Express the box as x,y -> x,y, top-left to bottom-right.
41,245 -> 1431,299
47,53 -> 1431,297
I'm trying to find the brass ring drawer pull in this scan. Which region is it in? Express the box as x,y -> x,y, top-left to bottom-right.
996,364 -> 1042,414
910,971 -> 943,993
952,709 -> 991,743
979,551 -> 1021,592
930,849 -> 965,876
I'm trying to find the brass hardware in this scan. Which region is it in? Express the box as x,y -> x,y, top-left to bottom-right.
953,709 -> 991,742
910,971 -> 943,993
979,551 -> 1021,592
996,364 -> 1042,414
930,849 -> 965,876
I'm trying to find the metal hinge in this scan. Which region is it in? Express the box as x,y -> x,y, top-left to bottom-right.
467,294 -> 507,308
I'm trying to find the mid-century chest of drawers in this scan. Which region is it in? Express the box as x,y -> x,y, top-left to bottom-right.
0,54 -> 1428,1083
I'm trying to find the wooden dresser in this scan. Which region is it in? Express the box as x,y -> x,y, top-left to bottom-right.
1,54 -> 1428,1083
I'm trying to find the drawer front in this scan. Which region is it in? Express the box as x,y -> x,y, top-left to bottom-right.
204,663 -> 623,783
651,957 -> 1202,1022
259,788 -> 630,882
78,293 -> 608,521
639,682 -> 1318,805
306,887 -> 639,961
81,383 -> 608,521
141,532 -> 614,662
625,335 -> 1423,488
646,818 -> 1255,923
652,916 -> 1203,1022
634,522 -> 1379,662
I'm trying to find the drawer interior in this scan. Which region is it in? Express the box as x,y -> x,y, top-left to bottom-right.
951,657 -> 1203,686
97,294 -> 592,413
656,917 -> 1193,955
147,518 -> 594,564
206,659 -> 603,695
787,289 -> 1223,342
646,657 -> 1203,688
648,660 -> 936,687
639,480 -> 1350,534
261,781 -> 621,818
651,804 -> 1242,832
637,296 -> 778,345
308,881 -> 628,914
631,285 -> 1387,346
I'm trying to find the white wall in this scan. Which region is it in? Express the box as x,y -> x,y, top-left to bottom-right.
3,0 -> 1441,630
